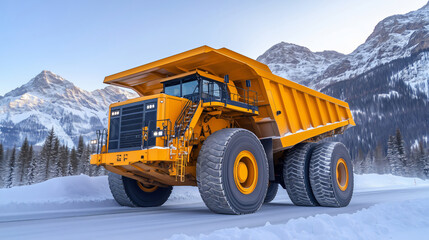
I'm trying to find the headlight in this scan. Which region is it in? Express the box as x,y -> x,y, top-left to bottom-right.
146,103 -> 155,110
111,110 -> 120,116
153,130 -> 163,137
90,139 -> 98,145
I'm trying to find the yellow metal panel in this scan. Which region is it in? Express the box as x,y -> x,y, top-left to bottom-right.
159,69 -> 225,84
323,100 -> 333,123
334,103 -> 342,121
270,82 -> 289,133
278,85 -> 300,133
316,98 -> 328,125
201,102 -> 259,114
90,148 -> 172,166
104,46 -> 215,83
328,101 -> 336,122
279,120 -> 350,148
291,88 -> 307,130
307,95 -> 322,127
303,93 -> 316,128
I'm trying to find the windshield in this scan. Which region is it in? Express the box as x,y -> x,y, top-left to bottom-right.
182,80 -> 198,96
164,80 -> 198,98
165,83 -> 181,97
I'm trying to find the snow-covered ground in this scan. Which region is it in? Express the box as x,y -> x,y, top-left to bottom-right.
0,174 -> 428,239
169,198 -> 429,240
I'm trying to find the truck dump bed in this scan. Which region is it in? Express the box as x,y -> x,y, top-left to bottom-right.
104,46 -> 355,152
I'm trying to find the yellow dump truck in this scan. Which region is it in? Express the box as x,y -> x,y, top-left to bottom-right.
90,46 -> 355,214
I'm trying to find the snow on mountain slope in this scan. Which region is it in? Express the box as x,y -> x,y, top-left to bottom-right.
256,42 -> 344,87
0,71 -> 137,148
258,2 -> 429,92
391,51 -> 429,97
317,2 -> 429,89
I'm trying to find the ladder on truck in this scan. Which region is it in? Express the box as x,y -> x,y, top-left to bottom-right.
173,100 -> 199,182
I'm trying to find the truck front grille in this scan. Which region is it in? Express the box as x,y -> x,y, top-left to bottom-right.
108,100 -> 157,152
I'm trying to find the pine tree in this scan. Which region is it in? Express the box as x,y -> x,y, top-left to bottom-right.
77,136 -> 85,159
423,152 -> 429,179
81,143 -> 91,175
387,135 -> 401,176
41,128 -> 55,180
6,147 -> 16,188
59,145 -> 69,177
414,141 -> 426,178
33,150 -> 45,183
2,149 -> 10,187
0,143 -> 4,187
69,147 -> 78,175
94,164 -> 106,176
395,129 -> 407,176
0,143 -> 3,163
27,145 -> 36,185
48,137 -> 60,178
76,136 -> 85,175
18,138 -> 30,185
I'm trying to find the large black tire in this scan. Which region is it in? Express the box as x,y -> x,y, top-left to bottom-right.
197,128 -> 269,214
283,143 -> 319,206
309,142 -> 354,207
264,182 -> 279,203
108,172 -> 172,207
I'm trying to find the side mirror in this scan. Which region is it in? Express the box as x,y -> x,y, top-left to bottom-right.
224,75 -> 229,83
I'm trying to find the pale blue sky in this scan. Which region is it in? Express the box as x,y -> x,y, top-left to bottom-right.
0,0 -> 427,95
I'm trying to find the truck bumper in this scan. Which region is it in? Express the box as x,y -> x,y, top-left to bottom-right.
90,148 -> 172,166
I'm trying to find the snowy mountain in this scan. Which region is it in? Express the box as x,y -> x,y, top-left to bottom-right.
257,2 -> 429,159
257,42 -> 345,87
0,71 -> 137,149
323,53 -> 429,159
257,2 -> 429,94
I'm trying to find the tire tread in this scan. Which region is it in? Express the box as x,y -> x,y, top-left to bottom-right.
197,128 -> 268,214
108,172 -> 136,207
283,143 -> 318,206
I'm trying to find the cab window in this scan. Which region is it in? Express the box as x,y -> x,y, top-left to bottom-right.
164,83 -> 181,97
182,80 -> 198,97
202,80 -> 221,99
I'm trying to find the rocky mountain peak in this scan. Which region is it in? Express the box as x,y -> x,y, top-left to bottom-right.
258,42 -> 313,64
259,2 -> 429,91
0,71 -> 138,148
4,70 -> 76,98
257,42 -> 344,85
29,70 -> 68,86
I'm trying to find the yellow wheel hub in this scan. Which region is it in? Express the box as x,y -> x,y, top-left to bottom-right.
237,162 -> 249,183
233,150 -> 258,194
336,158 -> 349,191
137,182 -> 159,193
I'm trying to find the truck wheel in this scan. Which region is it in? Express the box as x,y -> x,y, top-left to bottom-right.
108,172 -> 172,207
264,182 -> 279,203
283,143 -> 319,206
309,142 -> 353,207
197,128 -> 269,214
